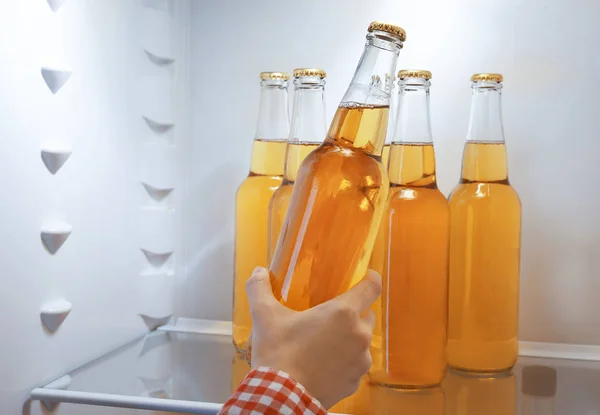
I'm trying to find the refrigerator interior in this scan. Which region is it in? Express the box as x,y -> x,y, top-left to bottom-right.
1,0 -> 599,414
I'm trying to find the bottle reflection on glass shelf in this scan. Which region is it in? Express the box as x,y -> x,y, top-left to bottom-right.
521,365 -> 557,415
329,376 -> 371,415
443,368 -> 516,415
370,384 -> 444,415
230,352 -> 251,394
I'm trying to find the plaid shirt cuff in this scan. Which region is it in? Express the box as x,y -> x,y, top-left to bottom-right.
220,366 -> 327,415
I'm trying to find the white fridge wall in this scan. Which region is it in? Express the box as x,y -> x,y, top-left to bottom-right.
0,0 -> 187,413
186,0 -> 600,344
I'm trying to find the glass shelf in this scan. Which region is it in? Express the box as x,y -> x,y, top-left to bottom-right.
30,320 -> 600,414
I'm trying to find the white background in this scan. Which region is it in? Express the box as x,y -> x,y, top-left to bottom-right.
1,0 -> 599,414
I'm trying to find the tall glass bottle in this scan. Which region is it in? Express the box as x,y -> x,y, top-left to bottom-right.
267,68 -> 327,264
369,72 -> 397,367
232,72 -> 289,352
269,21 -> 405,311
370,70 -> 449,388
447,73 -> 521,372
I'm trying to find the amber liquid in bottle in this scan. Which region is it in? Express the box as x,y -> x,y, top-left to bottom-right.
270,105 -> 390,309
268,73 -> 327,264
369,77 -> 395,362
268,142 -> 321,263
232,76 -> 289,351
269,26 -> 403,310
371,74 -> 449,388
447,77 -> 521,373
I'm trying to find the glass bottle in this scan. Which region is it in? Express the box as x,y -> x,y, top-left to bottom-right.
521,365 -> 557,415
370,70 -> 449,388
232,72 -> 289,352
369,74 -> 396,366
443,370 -> 516,415
267,68 -> 327,264
447,73 -> 521,373
269,21 -> 405,311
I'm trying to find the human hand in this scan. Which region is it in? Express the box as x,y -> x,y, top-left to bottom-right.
245,267 -> 381,409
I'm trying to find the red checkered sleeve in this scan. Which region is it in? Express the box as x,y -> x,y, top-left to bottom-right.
219,366 -> 327,415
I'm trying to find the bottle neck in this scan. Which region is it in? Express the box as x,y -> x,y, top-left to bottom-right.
255,80 -> 290,140
466,81 -> 505,143
289,82 -> 326,144
393,78 -> 432,144
327,31 -> 402,156
461,81 -> 508,183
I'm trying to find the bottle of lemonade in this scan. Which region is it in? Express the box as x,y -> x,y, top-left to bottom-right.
447,73 -> 521,373
269,22 -> 405,311
371,70 -> 449,388
232,72 -> 289,352
268,68 -> 327,264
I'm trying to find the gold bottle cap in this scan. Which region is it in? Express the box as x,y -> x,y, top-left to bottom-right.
368,21 -> 406,42
292,68 -> 327,78
260,72 -> 290,81
398,69 -> 432,80
471,73 -> 503,82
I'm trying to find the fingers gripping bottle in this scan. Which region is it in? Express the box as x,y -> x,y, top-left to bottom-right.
268,69 -> 328,265
269,22 -> 405,311
232,72 -> 289,352
447,73 -> 522,373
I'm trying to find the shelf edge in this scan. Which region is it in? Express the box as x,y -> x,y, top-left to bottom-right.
519,341 -> 600,361
30,388 -> 223,415
159,317 -> 232,336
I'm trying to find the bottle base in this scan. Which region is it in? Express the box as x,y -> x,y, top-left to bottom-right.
370,380 -> 442,390
233,339 -> 247,355
368,372 -> 443,390
448,364 -> 515,377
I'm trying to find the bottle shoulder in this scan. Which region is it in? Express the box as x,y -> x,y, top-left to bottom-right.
236,174 -> 283,197
388,186 -> 449,209
448,181 -> 521,206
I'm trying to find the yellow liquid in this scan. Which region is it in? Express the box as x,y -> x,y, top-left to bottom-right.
443,370 -> 516,415
371,385 -> 444,415
267,142 -> 321,264
371,143 -> 450,388
270,104 -> 389,310
232,139 -> 286,351
370,143 -> 449,388
447,141 -> 521,372
369,143 -> 389,369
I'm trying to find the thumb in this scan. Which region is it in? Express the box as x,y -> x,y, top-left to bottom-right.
246,267 -> 280,320
333,270 -> 382,313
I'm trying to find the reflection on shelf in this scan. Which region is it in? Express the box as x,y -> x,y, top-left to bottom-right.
370,385 -> 444,415
28,323 -> 600,415
443,369 -> 516,415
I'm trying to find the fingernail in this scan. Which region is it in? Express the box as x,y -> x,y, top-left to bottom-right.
251,266 -> 264,277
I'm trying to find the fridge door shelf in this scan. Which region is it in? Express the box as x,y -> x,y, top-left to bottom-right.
29,318 -> 600,415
